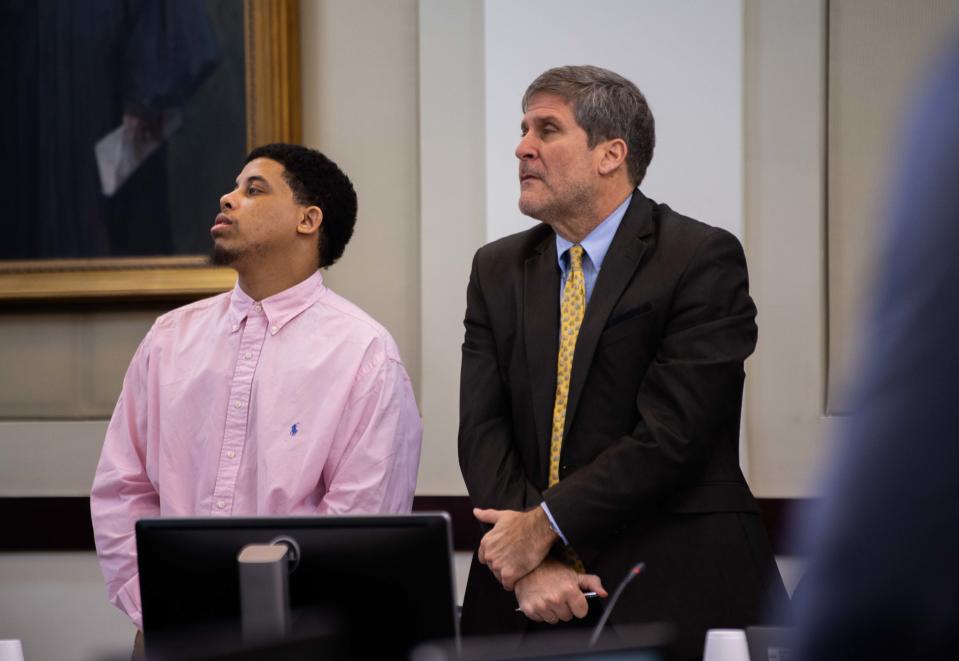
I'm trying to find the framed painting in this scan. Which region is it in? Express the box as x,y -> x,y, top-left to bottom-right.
0,0 -> 301,302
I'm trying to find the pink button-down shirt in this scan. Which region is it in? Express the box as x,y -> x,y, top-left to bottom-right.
90,270 -> 422,628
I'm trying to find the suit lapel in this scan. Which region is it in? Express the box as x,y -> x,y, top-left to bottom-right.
524,234 -> 560,476
563,192 -> 654,439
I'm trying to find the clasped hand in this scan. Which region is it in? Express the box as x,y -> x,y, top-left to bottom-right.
474,506 -> 559,589
514,559 -> 608,624
473,507 -> 608,623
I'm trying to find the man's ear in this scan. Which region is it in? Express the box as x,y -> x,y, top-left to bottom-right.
297,206 -> 323,236
598,138 -> 628,176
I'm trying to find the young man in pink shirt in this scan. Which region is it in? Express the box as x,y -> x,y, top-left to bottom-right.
90,143 -> 422,631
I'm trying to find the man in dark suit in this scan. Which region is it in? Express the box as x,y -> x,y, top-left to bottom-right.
459,65 -> 785,659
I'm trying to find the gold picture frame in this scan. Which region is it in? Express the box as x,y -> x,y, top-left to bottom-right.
0,0 -> 301,303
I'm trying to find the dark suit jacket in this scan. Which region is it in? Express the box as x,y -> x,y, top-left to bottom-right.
459,191 -> 785,658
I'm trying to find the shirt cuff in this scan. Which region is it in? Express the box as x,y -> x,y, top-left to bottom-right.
115,574 -> 144,630
539,501 -> 570,546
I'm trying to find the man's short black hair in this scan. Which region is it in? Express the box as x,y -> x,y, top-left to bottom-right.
245,143 -> 358,268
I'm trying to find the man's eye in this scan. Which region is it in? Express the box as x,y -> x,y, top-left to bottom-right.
248,187 -> 260,195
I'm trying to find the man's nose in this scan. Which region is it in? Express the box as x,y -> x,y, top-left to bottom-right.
515,134 -> 536,160
219,191 -> 235,211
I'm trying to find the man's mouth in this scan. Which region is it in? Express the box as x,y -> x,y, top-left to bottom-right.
211,214 -> 234,232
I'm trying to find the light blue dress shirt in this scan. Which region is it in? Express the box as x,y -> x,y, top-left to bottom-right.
541,192 -> 633,545
555,192 -> 632,304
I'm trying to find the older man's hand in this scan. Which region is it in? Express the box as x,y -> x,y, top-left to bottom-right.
474,506 -> 557,589
514,559 -> 608,624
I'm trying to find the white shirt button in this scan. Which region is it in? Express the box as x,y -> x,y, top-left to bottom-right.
271,325 -> 278,333
234,400 -> 242,408
244,351 -> 252,360
216,500 -> 226,509
231,324 -> 239,332
226,450 -> 236,459
253,303 -> 262,312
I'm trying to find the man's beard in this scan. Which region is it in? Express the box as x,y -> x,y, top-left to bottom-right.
519,180 -> 595,225
210,243 -> 240,266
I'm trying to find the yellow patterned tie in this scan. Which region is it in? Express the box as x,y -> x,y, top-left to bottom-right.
549,245 -> 585,486
549,245 -> 587,572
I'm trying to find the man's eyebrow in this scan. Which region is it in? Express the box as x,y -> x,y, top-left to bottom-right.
523,113 -> 562,128
234,174 -> 271,188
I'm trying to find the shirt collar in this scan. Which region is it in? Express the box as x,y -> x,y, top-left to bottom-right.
555,191 -> 633,271
228,270 -> 326,334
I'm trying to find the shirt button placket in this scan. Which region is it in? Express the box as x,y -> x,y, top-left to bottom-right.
211,305 -> 268,515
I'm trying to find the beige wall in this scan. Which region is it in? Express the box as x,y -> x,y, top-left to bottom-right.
300,0 -> 422,394
297,0 -> 476,495
0,310 -> 158,496
0,553 -> 134,660
743,0 -> 959,495
825,0 -> 959,412
742,0 -> 837,497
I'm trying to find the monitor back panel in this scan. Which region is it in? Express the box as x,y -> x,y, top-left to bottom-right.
136,514 -> 456,659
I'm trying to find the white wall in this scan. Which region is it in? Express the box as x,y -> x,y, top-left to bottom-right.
484,0 -> 744,242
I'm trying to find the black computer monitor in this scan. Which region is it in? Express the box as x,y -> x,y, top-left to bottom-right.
136,513 -> 457,660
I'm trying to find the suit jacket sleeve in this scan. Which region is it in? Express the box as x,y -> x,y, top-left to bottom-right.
543,227 -> 757,547
459,251 -> 543,511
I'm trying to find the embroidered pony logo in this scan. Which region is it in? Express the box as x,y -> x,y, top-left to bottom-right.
290,422 -> 300,437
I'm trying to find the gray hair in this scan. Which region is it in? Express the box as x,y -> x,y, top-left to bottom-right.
522,65 -> 655,185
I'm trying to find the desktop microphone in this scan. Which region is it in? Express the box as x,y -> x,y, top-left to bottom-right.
588,561 -> 645,649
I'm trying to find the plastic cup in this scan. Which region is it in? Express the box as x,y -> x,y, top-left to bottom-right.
0,640 -> 24,661
703,628 -> 750,661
